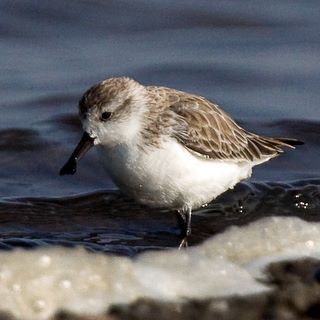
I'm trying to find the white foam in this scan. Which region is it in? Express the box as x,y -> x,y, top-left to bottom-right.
1,216 -> 320,319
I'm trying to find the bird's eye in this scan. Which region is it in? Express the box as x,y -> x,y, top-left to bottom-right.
101,111 -> 112,121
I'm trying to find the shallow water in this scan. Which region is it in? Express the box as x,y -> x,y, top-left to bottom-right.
0,0 -> 320,318
1,179 -> 320,255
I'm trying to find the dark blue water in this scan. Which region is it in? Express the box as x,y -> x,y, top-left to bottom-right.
0,0 -> 320,254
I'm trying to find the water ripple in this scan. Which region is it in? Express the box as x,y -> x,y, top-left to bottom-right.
0,180 -> 319,255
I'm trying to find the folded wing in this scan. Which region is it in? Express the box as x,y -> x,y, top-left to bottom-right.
165,95 -> 296,162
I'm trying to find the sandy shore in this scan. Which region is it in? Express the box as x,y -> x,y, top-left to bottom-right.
109,258 -> 320,320
1,258 -> 319,320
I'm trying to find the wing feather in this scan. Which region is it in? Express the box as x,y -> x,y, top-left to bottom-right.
164,94 -> 294,162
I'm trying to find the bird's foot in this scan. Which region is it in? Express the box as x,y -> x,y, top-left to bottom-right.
178,236 -> 188,249
176,207 -> 192,249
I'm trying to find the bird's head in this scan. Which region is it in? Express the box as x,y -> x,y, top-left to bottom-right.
59,77 -> 146,175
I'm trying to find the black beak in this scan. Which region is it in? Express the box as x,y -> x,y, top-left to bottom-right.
59,132 -> 95,175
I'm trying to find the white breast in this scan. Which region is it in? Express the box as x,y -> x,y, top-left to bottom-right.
97,139 -> 259,210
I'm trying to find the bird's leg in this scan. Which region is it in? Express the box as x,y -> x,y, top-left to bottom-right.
175,210 -> 187,235
176,206 -> 192,249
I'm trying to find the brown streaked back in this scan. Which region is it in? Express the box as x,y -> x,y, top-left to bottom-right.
145,86 -> 298,162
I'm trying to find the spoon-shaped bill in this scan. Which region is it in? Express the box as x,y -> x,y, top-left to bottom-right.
59,132 -> 94,175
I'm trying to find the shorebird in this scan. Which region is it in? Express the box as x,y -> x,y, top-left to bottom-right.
60,77 -> 301,247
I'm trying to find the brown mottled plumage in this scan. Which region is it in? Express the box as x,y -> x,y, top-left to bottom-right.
78,77 -> 299,160
61,77 -> 301,248
139,86 -> 297,162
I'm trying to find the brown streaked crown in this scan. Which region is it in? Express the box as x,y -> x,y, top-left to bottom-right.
78,77 -> 136,118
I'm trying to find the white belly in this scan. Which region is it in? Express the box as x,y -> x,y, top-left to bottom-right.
97,139 -> 256,210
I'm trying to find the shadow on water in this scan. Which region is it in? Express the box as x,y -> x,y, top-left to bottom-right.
1,179 -> 319,256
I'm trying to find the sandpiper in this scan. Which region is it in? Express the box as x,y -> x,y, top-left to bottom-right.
60,77 -> 301,247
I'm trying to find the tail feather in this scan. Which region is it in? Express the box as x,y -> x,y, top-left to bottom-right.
248,135 -> 303,162
277,138 -> 304,147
